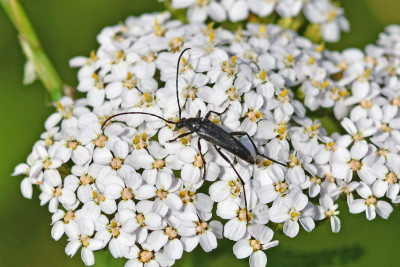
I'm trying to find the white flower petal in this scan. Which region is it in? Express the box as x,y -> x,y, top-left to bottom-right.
233,239 -> 253,259
376,201 -> 393,219
147,230 -> 168,252
269,205 -> 289,223
224,219 -> 246,241
250,250 -> 267,267
366,204 -> 376,220
65,239 -> 81,257
283,219 -> 299,238
81,247 -> 95,266
199,230 -> 217,252
71,146 -> 91,166
330,216 -> 341,233
165,239 -> 183,260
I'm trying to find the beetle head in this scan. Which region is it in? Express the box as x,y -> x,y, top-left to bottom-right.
175,118 -> 187,130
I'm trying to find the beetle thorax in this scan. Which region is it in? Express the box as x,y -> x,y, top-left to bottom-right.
175,117 -> 201,132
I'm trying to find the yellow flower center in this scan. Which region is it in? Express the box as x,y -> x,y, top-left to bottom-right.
348,159 -> 362,171
259,70 -> 267,81
80,235 -> 90,247
325,209 -> 335,218
111,228 -> 120,238
55,187 -> 63,197
290,210 -> 301,220
43,158 -> 52,169
179,189 -> 195,204
98,193 -> 106,202
304,124 -> 320,138
68,141 -> 78,150
246,109 -> 262,122
250,239 -> 261,251
381,123 -> 392,133
194,154 -> 204,168
111,158 -> 123,170
95,135 -> 107,148
156,190 -> 168,200
136,213 -> 146,227
169,37 -> 183,52
256,158 -> 272,168
92,73 -> 104,89
228,179 -> 242,197
378,149 -> 389,158
154,20 -> 166,37
288,154 -> 299,168
165,227 -> 178,240
80,174 -> 93,186
366,196 -> 377,206
352,133 -> 363,141
221,57 -> 236,77
133,133 -> 148,149
123,73 -> 137,89
238,209 -> 253,222
195,221 -> 209,235
226,87 -> 239,101
286,54 -> 293,66
139,250 -> 154,263
153,159 -> 165,170
183,86 -> 198,100
45,136 -> 54,146
64,210 -> 75,223
121,188 -> 134,201
141,51 -> 157,62
276,122 -> 288,140
325,141 -> 336,151
310,176 -> 321,185
391,97 -> 400,108
360,100 -> 373,109
386,172 -> 398,184
274,182 -> 288,195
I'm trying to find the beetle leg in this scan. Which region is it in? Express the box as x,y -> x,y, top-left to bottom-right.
196,110 -> 201,118
205,105 -> 230,119
167,131 -> 194,143
213,145 -> 250,225
197,137 -> 207,180
230,131 -> 287,167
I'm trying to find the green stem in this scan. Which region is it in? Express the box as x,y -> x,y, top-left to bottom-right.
1,0 -> 63,102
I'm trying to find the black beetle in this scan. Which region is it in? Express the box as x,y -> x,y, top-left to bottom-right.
102,48 -> 287,221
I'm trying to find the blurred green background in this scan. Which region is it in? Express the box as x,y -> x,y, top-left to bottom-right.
1,0 -> 400,266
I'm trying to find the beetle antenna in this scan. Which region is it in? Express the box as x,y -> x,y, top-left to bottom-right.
101,112 -> 176,130
176,48 -> 191,119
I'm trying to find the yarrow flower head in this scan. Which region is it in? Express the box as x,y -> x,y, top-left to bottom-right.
162,0 -> 349,42
12,8 -> 400,267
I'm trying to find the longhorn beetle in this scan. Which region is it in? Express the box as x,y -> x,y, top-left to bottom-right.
102,48 -> 287,221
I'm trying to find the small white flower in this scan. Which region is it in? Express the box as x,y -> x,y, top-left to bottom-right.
65,218 -> 103,266
178,216 -> 223,253
331,140 -> 379,185
95,210 -> 137,258
349,182 -> 393,220
39,172 -> 77,213
125,244 -> 175,267
269,191 -> 315,238
233,224 -> 279,267
315,196 -> 341,233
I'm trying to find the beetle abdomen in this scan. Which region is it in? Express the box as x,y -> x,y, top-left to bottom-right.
196,120 -> 254,164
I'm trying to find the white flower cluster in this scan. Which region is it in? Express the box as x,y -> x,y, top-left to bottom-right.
12,11 -> 400,267
162,0 -> 349,42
